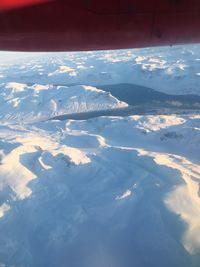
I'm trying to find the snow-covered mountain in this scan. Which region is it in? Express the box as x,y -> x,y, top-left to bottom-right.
1,44 -> 200,95
0,82 -> 127,122
0,45 -> 200,267
0,114 -> 200,267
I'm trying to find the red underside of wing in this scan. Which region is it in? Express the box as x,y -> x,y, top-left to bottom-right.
0,0 -> 200,51
0,0 -> 49,11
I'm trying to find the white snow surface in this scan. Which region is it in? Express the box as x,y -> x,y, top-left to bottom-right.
1,44 -> 200,95
0,83 -> 127,122
0,114 -> 199,267
0,46 -> 200,267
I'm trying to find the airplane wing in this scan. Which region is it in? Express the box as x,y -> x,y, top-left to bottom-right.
0,0 -> 200,51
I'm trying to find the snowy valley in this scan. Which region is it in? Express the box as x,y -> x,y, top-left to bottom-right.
0,45 -> 200,267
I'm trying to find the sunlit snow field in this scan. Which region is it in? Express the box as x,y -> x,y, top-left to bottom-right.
0,45 -> 200,267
